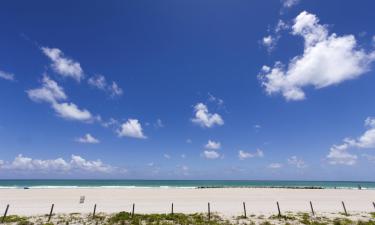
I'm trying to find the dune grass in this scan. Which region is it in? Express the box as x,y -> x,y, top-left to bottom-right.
0,212 -> 375,225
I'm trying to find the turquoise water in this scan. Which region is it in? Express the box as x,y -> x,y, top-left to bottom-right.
0,180 -> 374,189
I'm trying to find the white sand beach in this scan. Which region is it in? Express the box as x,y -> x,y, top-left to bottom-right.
0,188 -> 374,217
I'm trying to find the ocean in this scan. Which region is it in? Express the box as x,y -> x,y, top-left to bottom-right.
0,180 -> 374,189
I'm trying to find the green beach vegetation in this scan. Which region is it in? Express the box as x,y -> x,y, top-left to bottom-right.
0,211 -> 375,225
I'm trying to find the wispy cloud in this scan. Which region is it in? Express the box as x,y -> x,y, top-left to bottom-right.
0,70 -> 15,81
287,156 -> 307,168
42,47 -> 84,82
327,117 -> 375,165
205,140 -> 221,150
238,149 -> 264,160
202,150 -> 221,159
207,93 -> 224,106
75,133 -> 100,144
327,146 -> 358,166
281,0 -> 300,9
51,102 -> 93,121
88,74 -> 123,97
362,154 -> 375,163
154,119 -> 164,128
27,75 -> 67,103
27,75 -> 94,122
268,163 -> 283,169
261,20 -> 288,53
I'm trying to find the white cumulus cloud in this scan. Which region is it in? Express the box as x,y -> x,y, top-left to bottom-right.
76,133 -> 100,144
27,75 -> 94,122
42,47 -> 84,82
27,75 -> 67,103
0,154 -> 118,174
205,140 -> 221,150
259,11 -> 375,101
52,102 -> 93,121
238,149 -> 264,160
327,144 -> 358,165
191,103 -> 224,128
202,150 -> 221,159
70,155 -> 113,173
2,154 -> 70,172
117,119 -> 146,139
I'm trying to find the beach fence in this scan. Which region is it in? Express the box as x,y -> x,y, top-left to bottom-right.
243,202 -> 247,218
1,204 -> 9,223
93,204 -> 97,218
310,201 -> 315,216
48,204 -> 54,222
131,203 -> 135,218
3,200 -> 375,223
207,202 -> 211,220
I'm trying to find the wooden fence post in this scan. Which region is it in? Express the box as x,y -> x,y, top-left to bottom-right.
93,204 -> 97,218
310,201 -> 315,216
1,204 -> 9,223
342,201 -> 348,216
372,202 -> 375,210
243,202 -> 247,218
171,203 -> 174,215
131,203 -> 135,218
48,204 -> 54,222
277,201 -> 281,217
208,202 -> 211,220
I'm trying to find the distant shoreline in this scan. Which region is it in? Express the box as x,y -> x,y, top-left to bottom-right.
197,186 -> 325,189
0,185 -> 372,190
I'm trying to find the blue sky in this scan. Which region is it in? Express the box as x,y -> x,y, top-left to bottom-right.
1,0 -> 375,180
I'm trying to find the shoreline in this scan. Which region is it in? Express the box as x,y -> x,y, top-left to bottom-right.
0,180 -> 374,191
0,185 -> 370,190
